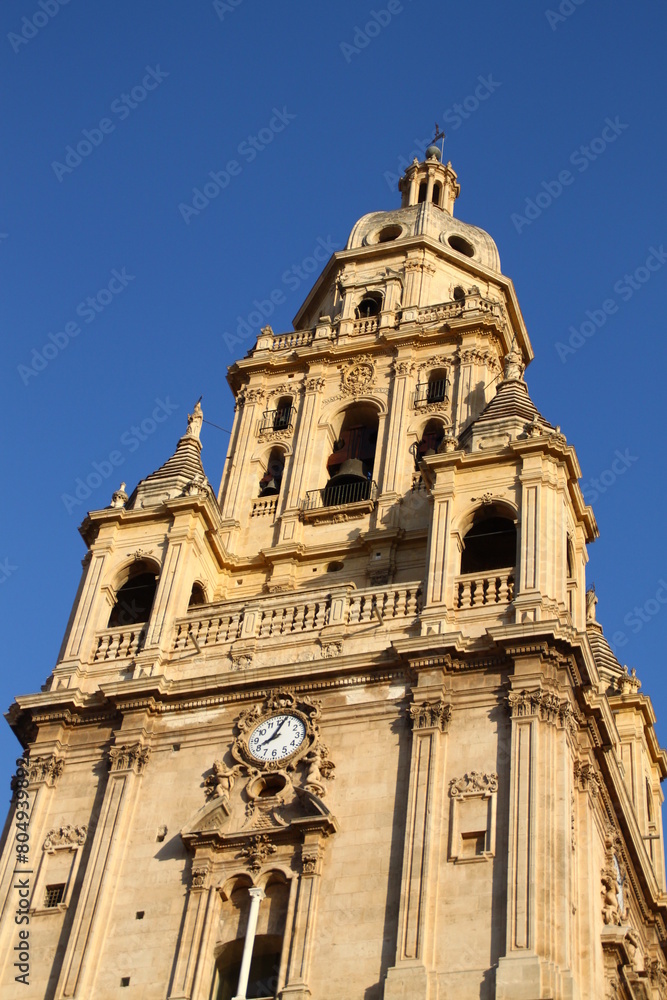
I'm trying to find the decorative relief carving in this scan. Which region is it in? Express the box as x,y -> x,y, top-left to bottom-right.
108,743 -> 151,775
204,761 -> 240,805
26,755 -> 64,787
649,960 -> 667,994
409,699 -> 452,733
43,825 -> 87,851
506,688 -> 561,725
601,832 -> 629,926
320,640 -> 343,659
301,848 -> 320,875
244,387 -> 266,404
230,652 -> 253,671
304,743 -> 335,795
341,357 -> 375,396
614,665 -> 641,695
574,759 -> 602,797
393,359 -> 414,376
191,865 -> 209,889
239,834 -> 277,873
305,376 -> 326,394
449,771 -> 498,797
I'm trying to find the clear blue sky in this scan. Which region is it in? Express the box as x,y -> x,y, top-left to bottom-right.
1,1 -> 666,788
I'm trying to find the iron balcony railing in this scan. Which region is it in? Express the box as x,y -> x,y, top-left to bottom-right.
413,378 -> 450,406
303,479 -> 377,511
259,405 -> 293,433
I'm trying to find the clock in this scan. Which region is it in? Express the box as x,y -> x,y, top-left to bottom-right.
247,713 -> 307,764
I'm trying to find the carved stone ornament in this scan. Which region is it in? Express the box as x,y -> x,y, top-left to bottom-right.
191,865 -> 209,889
305,376 -> 326,394
301,847 -> 320,875
320,640 -> 343,659
43,825 -> 87,851
614,665 -> 641,695
204,761 -> 240,804
239,834 -> 277,873
393,359 -> 414,376
574,759 -> 602,798
449,771 -> 498,797
231,689 -> 333,779
108,742 -> 151,775
25,755 -> 64,788
601,830 -> 629,927
506,688 -> 562,725
231,652 -> 253,671
409,699 -> 452,733
341,356 -> 375,396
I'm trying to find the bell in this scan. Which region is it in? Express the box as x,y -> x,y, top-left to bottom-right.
258,478 -> 280,497
328,458 -> 366,486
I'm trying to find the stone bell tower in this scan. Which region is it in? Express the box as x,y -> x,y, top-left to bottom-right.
2,145 -> 666,1000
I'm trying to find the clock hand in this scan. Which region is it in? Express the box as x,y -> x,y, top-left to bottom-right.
258,718 -> 288,748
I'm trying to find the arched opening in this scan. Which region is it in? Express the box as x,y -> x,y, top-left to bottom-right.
461,509 -> 517,575
448,234 -> 475,258
432,182 -> 442,207
355,291 -> 382,318
272,396 -> 293,431
566,537 -> 575,579
188,582 -> 206,608
108,562 -> 158,627
323,403 -> 378,506
258,448 -> 285,498
453,285 -> 465,301
214,877 -> 289,1000
412,418 -> 445,469
417,180 -> 428,203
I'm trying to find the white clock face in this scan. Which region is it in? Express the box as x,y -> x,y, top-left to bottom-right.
248,714 -> 307,763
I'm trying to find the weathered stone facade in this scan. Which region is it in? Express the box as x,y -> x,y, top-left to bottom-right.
1,147 -> 666,999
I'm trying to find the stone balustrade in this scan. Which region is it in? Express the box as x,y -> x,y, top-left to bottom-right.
456,569 -> 514,609
92,625 -> 146,662
250,497 -> 278,518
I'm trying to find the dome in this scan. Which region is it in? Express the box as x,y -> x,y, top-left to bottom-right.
346,201 -> 501,272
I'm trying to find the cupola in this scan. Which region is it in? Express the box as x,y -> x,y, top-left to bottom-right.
398,144 -> 461,213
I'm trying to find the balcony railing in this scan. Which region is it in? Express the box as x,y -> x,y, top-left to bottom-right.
259,405 -> 293,433
93,624 -> 146,662
303,479 -> 377,511
456,569 -> 515,609
413,378 -> 450,407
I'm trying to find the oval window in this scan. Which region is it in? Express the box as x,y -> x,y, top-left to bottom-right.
448,234 -> 475,258
377,225 -> 402,243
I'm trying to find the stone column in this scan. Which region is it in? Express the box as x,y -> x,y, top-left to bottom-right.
168,860 -> 217,1000
233,887 -> 265,1000
220,387 -> 266,526
380,357 -> 414,498
384,670 -> 451,999
420,465 -> 457,628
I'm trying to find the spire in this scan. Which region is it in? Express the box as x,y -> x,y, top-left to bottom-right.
125,400 -> 212,510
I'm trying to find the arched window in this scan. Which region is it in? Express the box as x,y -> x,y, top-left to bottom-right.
646,777 -> 654,823
355,291 -> 382,318
461,510 -> 517,575
418,181 -> 428,203
413,418 -> 445,468
188,582 -> 206,608
213,878 -> 289,1000
432,182 -> 442,207
323,404 -> 378,506
453,285 -> 465,302
566,537 -> 575,579
258,448 -> 285,498
108,562 -> 158,627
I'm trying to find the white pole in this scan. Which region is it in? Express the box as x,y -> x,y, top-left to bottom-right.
233,886 -> 265,1000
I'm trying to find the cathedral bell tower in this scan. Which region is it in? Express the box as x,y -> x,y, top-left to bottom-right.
3,145 -> 667,1000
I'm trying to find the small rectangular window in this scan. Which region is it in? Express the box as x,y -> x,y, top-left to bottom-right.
44,884 -> 65,908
